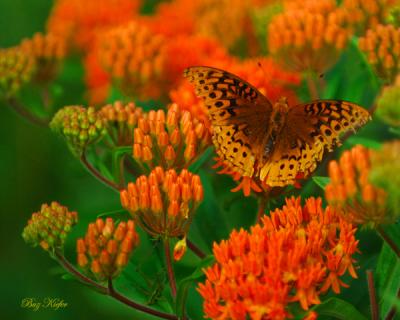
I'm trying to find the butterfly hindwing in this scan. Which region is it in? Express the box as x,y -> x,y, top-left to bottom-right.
184,66 -> 273,176
260,100 -> 371,186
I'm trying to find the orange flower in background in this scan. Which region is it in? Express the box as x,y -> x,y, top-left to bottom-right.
120,167 -> 203,239
268,0 -> 351,73
358,24 -> 400,84
199,197 -> 358,320
76,218 -> 139,281
325,145 -> 391,227
342,0 -> 397,34
47,0 -> 142,51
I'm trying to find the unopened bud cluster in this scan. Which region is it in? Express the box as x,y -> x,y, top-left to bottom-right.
376,76 -> 400,126
358,24 -> 400,84
325,145 -> 388,227
268,0 -> 350,72
50,106 -> 106,155
22,202 -> 78,251
98,21 -> 166,100
132,103 -> 211,171
77,218 -> 139,281
120,167 -> 204,238
100,101 -> 144,146
0,47 -> 35,98
20,32 -> 67,84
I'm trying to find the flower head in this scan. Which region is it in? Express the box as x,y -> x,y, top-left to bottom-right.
0,47 -> 35,98
76,218 -> 139,281
268,0 -> 351,73
376,76 -> 400,126
198,197 -> 358,319
325,145 -> 392,227
20,32 -> 67,84
358,24 -> 400,84
120,167 -> 203,239
50,106 -> 107,155
22,202 -> 78,252
131,103 -> 211,171
47,0 -> 142,51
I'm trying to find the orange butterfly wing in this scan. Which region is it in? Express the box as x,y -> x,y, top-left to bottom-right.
259,100 -> 371,186
184,66 -> 273,177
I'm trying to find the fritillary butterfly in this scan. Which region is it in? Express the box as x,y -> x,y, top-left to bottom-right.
184,66 -> 371,187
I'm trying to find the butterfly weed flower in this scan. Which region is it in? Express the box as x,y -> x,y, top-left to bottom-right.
0,47 -> 35,98
100,101 -> 144,146
47,0 -> 142,51
120,167 -> 204,239
358,24 -> 400,84
268,0 -> 351,73
198,197 -> 358,319
76,218 -> 139,282
50,106 -> 107,156
376,75 -> 400,126
20,32 -> 67,84
325,145 -> 393,227
131,103 -> 211,171
22,202 -> 78,252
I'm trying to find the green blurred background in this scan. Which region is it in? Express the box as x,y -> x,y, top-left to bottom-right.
0,1 -> 148,319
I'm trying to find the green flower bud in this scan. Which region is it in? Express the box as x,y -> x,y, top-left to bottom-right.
50,106 -> 107,156
22,202 -> 78,252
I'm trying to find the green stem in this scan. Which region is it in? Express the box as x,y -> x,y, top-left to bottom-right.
367,270 -> 379,320
80,152 -> 122,192
186,239 -> 206,259
55,251 -> 178,319
164,238 -> 177,298
385,287 -> 400,320
256,196 -> 267,223
377,226 -> 400,258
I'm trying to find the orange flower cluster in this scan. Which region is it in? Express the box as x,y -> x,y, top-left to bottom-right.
100,101 -> 144,146
358,24 -> 400,84
22,202 -> 78,251
47,0 -> 142,51
0,47 -> 35,98
325,145 -> 388,227
20,32 -> 67,84
97,21 -> 166,100
76,218 -> 139,281
342,0 -> 397,34
131,103 -> 211,171
268,0 -> 351,73
199,197 -> 358,320
120,167 -> 203,238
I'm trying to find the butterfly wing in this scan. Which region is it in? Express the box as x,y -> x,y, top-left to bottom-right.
184,66 -> 273,177
259,100 -> 371,186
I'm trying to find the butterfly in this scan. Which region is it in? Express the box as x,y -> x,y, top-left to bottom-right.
184,66 -> 371,187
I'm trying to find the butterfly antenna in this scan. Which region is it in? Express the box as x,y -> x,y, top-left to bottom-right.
257,61 -> 268,79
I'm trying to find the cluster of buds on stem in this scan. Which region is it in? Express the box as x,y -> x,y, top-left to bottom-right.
100,101 -> 144,146
120,167 -> 203,240
0,47 -> 35,98
50,106 -> 106,155
132,103 -> 211,171
358,24 -> 400,84
325,145 -> 390,227
76,218 -> 139,282
376,75 -> 400,126
22,202 -> 78,252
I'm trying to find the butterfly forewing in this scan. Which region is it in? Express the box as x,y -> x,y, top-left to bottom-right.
184,66 -> 273,176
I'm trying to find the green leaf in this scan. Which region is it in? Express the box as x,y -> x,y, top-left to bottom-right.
312,176 -> 331,189
311,298 -> 368,320
346,136 -> 382,149
175,255 -> 214,318
189,147 -> 213,173
112,146 -> 132,182
389,127 -> 400,137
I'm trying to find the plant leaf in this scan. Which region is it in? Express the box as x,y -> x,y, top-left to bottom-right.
311,298 -> 367,320
312,176 -> 331,189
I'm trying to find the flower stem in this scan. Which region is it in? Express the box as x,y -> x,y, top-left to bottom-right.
55,251 -> 178,319
187,239 -> 206,259
164,238 -> 177,298
256,196 -> 267,223
80,152 -> 122,192
367,270 -> 379,320
7,97 -> 49,127
377,226 -> 400,258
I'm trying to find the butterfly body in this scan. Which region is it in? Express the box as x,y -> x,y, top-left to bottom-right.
184,66 -> 370,188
